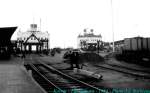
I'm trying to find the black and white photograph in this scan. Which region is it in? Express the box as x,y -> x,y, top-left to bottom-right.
0,0 -> 150,93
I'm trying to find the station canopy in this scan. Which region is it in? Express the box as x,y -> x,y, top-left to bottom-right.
0,27 -> 17,45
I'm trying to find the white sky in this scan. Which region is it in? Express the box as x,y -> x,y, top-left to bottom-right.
1,0 -> 150,48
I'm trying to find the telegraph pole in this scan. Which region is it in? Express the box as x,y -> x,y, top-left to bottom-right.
111,0 -> 115,52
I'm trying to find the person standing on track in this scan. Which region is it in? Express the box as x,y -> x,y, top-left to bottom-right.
70,51 -> 80,69
21,51 -> 26,59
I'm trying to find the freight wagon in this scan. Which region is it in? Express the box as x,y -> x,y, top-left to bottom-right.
123,37 -> 150,52
116,37 -> 150,64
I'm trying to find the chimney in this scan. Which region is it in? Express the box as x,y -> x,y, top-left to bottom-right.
91,29 -> 94,34
30,24 -> 37,31
84,29 -> 87,35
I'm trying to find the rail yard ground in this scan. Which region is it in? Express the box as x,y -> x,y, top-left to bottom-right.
32,51 -> 150,90
1,51 -> 150,93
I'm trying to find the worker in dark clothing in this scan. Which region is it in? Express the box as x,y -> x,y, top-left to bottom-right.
70,52 -> 80,69
51,49 -> 55,56
21,51 -> 26,59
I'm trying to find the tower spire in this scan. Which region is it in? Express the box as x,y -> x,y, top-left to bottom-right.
40,18 -> 41,31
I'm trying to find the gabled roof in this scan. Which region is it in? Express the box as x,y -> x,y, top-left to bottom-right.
25,33 -> 40,43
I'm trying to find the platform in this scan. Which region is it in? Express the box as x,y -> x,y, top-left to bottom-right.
0,57 -> 45,93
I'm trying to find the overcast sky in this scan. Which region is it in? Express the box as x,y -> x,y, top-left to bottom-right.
1,0 -> 150,48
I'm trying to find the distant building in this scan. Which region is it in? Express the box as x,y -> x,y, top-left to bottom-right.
110,40 -> 124,52
17,24 -> 49,53
77,29 -> 102,51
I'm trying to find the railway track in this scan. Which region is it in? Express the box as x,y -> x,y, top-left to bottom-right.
106,63 -> 150,73
36,54 -> 150,79
94,63 -> 150,79
26,56 -> 108,93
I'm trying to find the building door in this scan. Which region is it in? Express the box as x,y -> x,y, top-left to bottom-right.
32,45 -> 36,51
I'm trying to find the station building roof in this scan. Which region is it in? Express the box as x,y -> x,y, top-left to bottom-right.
0,27 -> 17,45
78,33 -> 102,38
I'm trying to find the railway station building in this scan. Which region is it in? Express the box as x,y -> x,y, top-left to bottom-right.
17,24 -> 50,53
77,29 -> 102,51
